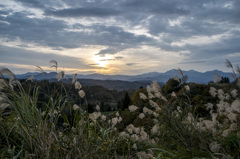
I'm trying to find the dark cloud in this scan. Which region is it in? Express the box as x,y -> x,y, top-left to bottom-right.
0,11 -> 153,53
178,60 -> 206,64
13,0 -> 45,9
1,0 -> 240,73
126,63 -> 138,66
123,0 -> 189,15
45,7 -> 120,17
179,31 -> 240,60
114,56 -> 124,60
97,47 -> 121,55
0,11 -> 72,47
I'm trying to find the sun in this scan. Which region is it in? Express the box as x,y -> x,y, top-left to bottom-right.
93,55 -> 111,67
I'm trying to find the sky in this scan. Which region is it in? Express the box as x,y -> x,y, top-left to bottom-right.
0,0 -> 240,75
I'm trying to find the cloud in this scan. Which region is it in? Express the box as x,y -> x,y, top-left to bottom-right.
13,0 -> 45,9
123,0 -> 189,15
178,60 -> 206,64
100,59 -> 115,61
0,45 -> 90,70
126,63 -> 138,66
89,63 -> 99,66
114,56 -> 124,60
0,10 -> 153,54
1,0 -> 240,74
45,7 -> 120,17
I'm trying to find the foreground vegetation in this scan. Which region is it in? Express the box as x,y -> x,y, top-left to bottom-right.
0,60 -> 240,158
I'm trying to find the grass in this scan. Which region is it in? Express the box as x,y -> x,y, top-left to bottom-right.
0,60 -> 240,158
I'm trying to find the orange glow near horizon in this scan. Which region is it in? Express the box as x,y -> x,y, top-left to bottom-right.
92,55 -> 112,67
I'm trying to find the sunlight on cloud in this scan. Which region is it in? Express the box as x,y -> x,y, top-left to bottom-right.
106,45 -> 185,75
0,37 -> 114,74
0,62 -> 98,75
92,54 -> 112,67
168,18 -> 182,27
0,37 -> 107,60
227,52 -> 240,57
0,62 -> 50,74
0,0 -> 44,18
171,33 -> 232,47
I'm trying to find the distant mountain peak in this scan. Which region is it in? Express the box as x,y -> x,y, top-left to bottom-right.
15,69 -> 232,84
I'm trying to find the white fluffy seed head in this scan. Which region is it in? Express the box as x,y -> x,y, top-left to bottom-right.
151,124 -> 159,135
153,112 -> 159,118
132,143 -> 137,150
173,75 -> 180,82
185,85 -> 190,92
231,99 -> 240,113
75,81 -> 82,90
130,134 -> 139,141
101,115 -> 106,121
56,71 -> 65,81
171,92 -> 177,98
126,124 -> 134,134
96,105 -> 100,111
111,117 -> 118,125
139,93 -> 148,100
209,142 -> 221,153
0,103 -> 10,111
209,87 -> 217,97
89,112 -> 101,122
78,90 -> 85,98
72,73 -> 77,84
128,105 -> 138,112
73,104 -> 80,111
205,103 -> 214,110
149,100 -> 159,109
231,89 -> 238,98
222,129 -> 231,137
138,113 -> 145,119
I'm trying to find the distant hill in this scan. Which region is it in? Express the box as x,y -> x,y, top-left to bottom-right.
15,69 -> 233,85
64,79 -> 151,91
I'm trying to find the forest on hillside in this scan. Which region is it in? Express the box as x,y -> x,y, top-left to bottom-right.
0,60 -> 240,158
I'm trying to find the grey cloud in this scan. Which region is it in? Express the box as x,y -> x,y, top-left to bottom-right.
123,0 -> 189,15
0,11 -> 153,54
126,63 -> 138,66
179,31 -> 240,60
114,56 -> 124,60
45,0 -> 189,19
0,12 -> 72,47
0,45 -> 90,70
100,59 -> 115,61
2,0 -> 240,71
0,10 -> 10,16
97,47 -> 120,55
45,7 -> 120,17
92,25 -> 153,55
13,0 -> 45,9
191,0 -> 240,24
178,60 -> 206,64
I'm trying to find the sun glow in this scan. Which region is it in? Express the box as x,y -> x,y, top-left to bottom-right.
93,55 -> 112,67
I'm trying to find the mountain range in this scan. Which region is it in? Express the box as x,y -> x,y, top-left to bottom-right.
16,69 -> 233,84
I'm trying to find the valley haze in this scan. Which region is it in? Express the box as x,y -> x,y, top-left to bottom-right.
16,69 -> 232,84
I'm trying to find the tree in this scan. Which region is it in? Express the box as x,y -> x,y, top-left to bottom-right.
122,92 -> 131,110
219,76 -> 230,83
100,101 -> 105,112
163,78 -> 180,94
131,88 -> 147,107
